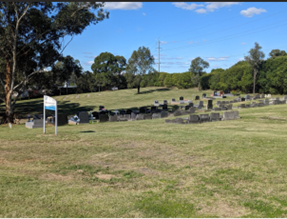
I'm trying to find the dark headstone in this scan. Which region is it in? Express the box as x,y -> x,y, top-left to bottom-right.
126,109 -> 133,114
195,96 -> 200,100
162,104 -> 168,110
79,111 -> 89,124
139,107 -> 146,114
119,109 -> 126,115
161,111 -> 169,118
175,118 -> 184,124
171,98 -> 176,102
58,114 -> 68,126
99,106 -> 105,110
99,114 -> 109,122
179,96 -> 184,101
163,100 -> 168,105
202,93 -> 206,98
151,106 -> 157,113
241,98 -> 245,101
188,102 -> 194,107
131,112 -> 137,120
92,111 -> 99,119
185,105 -> 190,111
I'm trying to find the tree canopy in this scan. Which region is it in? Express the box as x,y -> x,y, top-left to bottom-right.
125,46 -> 155,94
0,2 -> 109,123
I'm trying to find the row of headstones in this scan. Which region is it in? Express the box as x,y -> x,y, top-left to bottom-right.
25,113 -> 69,128
165,111 -> 240,124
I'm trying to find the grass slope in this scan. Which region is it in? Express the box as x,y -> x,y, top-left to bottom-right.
1,87 -> 287,217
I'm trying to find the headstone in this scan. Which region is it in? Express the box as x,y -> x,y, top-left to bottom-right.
202,93 -> 206,98
131,112 -> 137,120
161,111 -> 169,118
171,98 -> 176,102
99,106 -> 105,111
152,113 -> 161,119
188,107 -> 196,114
216,101 -> 222,105
179,96 -> 184,101
163,100 -> 168,105
151,106 -> 157,113
136,114 -> 145,120
117,114 -> 131,121
226,104 -> 233,110
241,98 -> 245,102
239,104 -> 245,108
188,115 -> 200,123
144,114 -> 152,120
126,109 -> 133,114
139,107 -> 146,114
210,113 -> 220,121
173,110 -> 182,117
119,109 -> 126,115
109,115 -> 118,122
213,108 -> 221,111
260,94 -> 264,98
58,114 -> 68,126
25,119 -> 44,129
154,100 -> 159,106
222,111 -> 240,120
99,114 -> 109,122
78,111 -> 89,124
175,118 -> 184,124
165,119 -> 172,123
161,104 -> 168,110
245,94 -> 250,99
185,105 -> 190,111
188,102 -> 194,107
207,100 -> 213,109
195,96 -> 200,100
92,111 -> 99,120
199,114 -> 209,122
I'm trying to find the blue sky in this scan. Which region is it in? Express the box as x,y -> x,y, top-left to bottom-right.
62,2 -> 287,74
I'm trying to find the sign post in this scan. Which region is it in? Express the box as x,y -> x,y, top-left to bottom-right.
43,95 -> 58,135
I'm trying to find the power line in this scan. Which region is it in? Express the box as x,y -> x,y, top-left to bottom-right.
160,2 -> 276,39
165,7 -> 287,45
163,19 -> 287,52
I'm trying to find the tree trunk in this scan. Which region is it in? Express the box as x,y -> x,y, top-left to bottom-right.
198,82 -> 201,91
137,85 -> 140,94
253,68 -> 257,95
5,59 -> 13,123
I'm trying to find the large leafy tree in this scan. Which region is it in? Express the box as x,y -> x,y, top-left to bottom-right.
0,2 -> 109,123
91,52 -> 126,90
269,49 -> 287,59
244,42 -> 265,94
189,57 -> 209,90
125,46 -> 155,94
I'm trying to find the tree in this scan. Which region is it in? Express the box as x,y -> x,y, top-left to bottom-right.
91,52 -> 126,90
0,2 -> 109,123
244,42 -> 265,94
269,49 -> 287,59
125,46 -> 155,94
189,57 -> 209,90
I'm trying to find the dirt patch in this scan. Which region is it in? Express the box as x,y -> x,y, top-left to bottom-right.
198,200 -> 250,217
94,172 -> 117,180
136,167 -> 159,176
39,173 -> 74,181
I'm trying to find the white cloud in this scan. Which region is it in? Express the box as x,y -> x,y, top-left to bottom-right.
176,57 -> 183,60
240,7 -> 267,17
188,41 -> 193,44
160,41 -> 168,44
238,57 -> 245,61
83,61 -> 94,66
207,56 -> 229,61
172,2 -> 204,10
195,8 -> 207,14
205,2 -> 240,12
104,2 -> 142,10
143,12 -> 146,16
241,42 -> 247,45
188,58 -> 195,61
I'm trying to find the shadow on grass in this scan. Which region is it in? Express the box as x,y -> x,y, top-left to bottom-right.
136,88 -> 170,95
11,99 -> 96,116
79,130 -> 95,133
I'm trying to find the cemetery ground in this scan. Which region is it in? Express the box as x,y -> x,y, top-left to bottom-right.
1,87 -> 287,217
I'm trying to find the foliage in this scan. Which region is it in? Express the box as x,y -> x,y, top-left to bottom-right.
189,57 -> 209,90
125,46 -> 155,94
91,52 -> 127,90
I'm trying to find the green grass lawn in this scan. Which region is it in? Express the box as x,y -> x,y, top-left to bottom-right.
1,87 -> 287,217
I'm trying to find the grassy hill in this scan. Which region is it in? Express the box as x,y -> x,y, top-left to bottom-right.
1,87 -> 287,217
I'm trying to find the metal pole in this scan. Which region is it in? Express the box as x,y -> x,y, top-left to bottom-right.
55,101 -> 58,135
43,96 -> 45,134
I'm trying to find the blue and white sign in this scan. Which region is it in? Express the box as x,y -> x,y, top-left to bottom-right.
44,95 -> 57,111
43,95 -> 58,135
